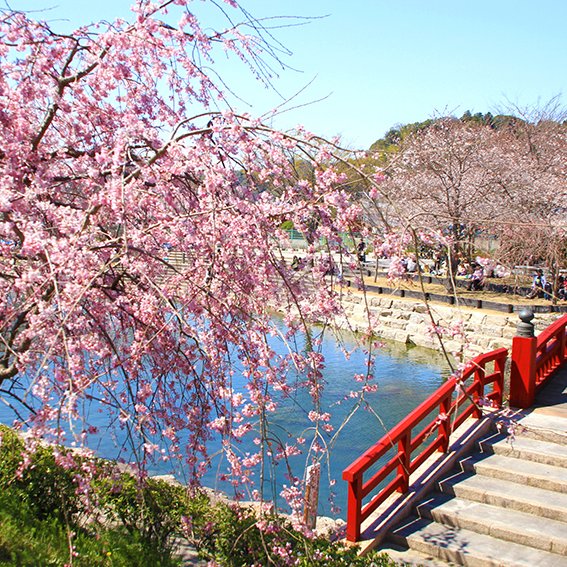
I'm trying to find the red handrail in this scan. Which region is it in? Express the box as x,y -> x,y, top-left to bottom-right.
510,313 -> 567,408
342,348 -> 507,542
534,315 -> 567,389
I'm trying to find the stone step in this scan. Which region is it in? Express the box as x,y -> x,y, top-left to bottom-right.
459,452 -> 567,493
416,492 -> 567,555
389,516 -> 567,567
478,432 -> 567,468
513,412 -> 567,446
378,543 -> 456,566
438,471 -> 567,523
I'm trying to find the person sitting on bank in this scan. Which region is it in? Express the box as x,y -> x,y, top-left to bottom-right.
457,259 -> 471,277
467,264 -> 484,291
431,251 -> 446,275
357,241 -> 366,263
406,254 -> 417,273
527,269 -> 546,299
558,276 -> 567,301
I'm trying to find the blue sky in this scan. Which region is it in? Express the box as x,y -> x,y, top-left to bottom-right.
13,0 -> 567,148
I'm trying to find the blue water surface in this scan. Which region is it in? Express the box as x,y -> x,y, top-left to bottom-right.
0,324 -> 450,518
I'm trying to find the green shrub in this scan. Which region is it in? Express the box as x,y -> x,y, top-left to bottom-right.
96,473 -> 192,550
0,426 -> 398,566
0,427 -> 182,566
0,426 -> 80,522
195,502 -> 397,566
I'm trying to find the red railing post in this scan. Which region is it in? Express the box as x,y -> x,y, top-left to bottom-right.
345,474 -> 362,542
397,432 -> 411,493
509,310 -> 537,409
493,351 -> 506,407
472,365 -> 484,419
559,324 -> 566,366
438,391 -> 452,452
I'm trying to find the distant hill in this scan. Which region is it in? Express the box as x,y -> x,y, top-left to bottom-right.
369,111 -> 523,153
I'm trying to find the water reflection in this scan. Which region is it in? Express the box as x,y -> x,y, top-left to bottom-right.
0,324 -> 450,519
196,327 -> 450,517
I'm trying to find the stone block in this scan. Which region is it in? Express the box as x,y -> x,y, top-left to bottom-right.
384,319 -> 409,330
374,327 -> 401,342
476,336 -> 493,349
502,327 -> 518,340
409,312 -> 426,324
482,325 -> 504,338
406,323 -> 425,336
484,314 -> 508,327
487,338 -> 507,350
468,312 -> 487,326
441,339 -> 464,355
393,331 -> 411,343
415,337 -> 438,350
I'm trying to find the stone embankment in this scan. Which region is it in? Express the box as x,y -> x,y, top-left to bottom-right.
336,290 -> 557,359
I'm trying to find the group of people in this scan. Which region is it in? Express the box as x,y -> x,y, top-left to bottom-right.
528,269 -> 567,301
454,258 -> 485,291
291,246 -> 567,302
401,254 -> 417,273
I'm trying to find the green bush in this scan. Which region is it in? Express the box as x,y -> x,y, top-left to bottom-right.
196,503 -> 396,566
0,427 -> 80,522
96,473 -> 194,550
0,427 -> 182,566
0,426 -> 398,566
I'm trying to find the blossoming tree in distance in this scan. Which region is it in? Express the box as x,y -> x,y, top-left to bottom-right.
0,0 -> 379,520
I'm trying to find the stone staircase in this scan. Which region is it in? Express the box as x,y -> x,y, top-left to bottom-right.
380,427 -> 567,566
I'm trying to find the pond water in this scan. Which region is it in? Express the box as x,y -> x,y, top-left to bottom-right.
203,329 -> 451,518
0,326 -> 450,519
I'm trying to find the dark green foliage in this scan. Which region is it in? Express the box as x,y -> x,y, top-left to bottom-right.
0,426 -> 398,566
196,503 -> 396,566
0,428 -> 79,522
0,427 -> 181,566
369,111 -> 527,153
96,473 -> 196,550
369,119 -> 435,153
0,493 -> 178,567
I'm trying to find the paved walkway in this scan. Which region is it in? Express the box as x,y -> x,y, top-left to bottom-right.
515,364 -> 567,441
534,364 -> 567,414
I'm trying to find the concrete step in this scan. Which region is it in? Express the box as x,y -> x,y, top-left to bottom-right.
438,471 -> 567,523
513,412 -> 567,446
416,492 -> 567,555
389,516 -> 567,567
379,543 -> 456,566
478,432 -> 567,468
459,452 -> 567,493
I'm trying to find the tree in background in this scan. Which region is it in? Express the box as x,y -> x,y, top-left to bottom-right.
0,0 -> 376,517
360,109 -> 566,292
494,103 -> 567,301
369,117 -> 512,289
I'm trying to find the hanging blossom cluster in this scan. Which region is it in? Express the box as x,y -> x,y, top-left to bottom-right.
0,0 -> 372,515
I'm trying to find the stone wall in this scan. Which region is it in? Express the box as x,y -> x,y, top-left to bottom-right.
336,292 -> 558,359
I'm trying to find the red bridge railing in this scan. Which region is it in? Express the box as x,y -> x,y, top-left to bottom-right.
509,313 -> 567,408
342,347 -> 507,542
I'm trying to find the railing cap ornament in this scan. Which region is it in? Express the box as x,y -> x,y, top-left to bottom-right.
517,308 -> 535,338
